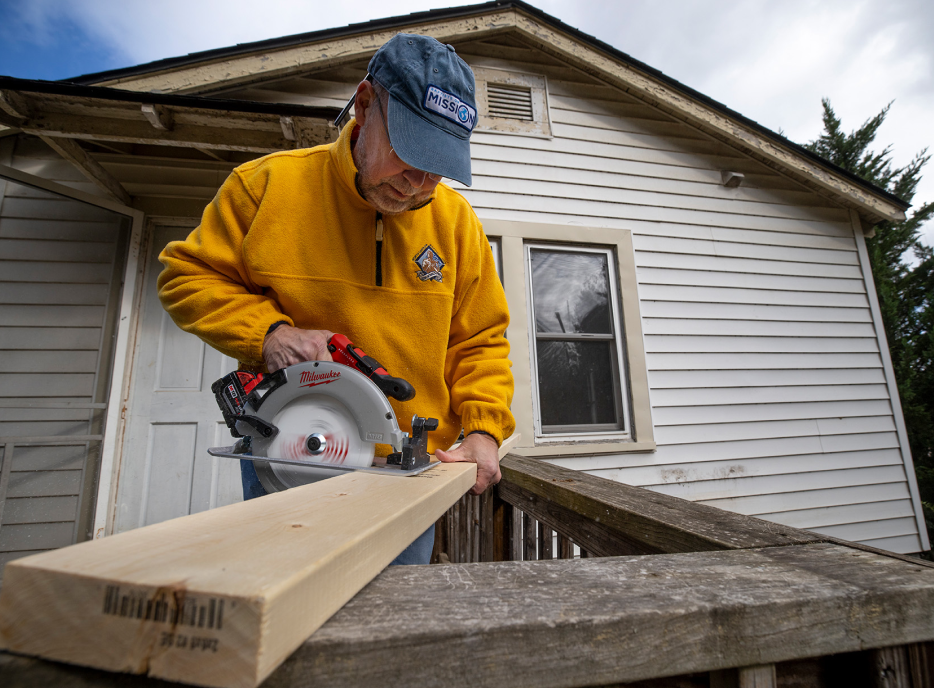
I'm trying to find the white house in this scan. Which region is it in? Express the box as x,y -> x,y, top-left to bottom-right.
0,1 -> 926,573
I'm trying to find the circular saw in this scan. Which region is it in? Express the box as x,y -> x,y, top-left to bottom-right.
207,335 -> 439,491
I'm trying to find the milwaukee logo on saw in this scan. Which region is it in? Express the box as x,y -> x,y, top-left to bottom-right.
299,369 -> 341,388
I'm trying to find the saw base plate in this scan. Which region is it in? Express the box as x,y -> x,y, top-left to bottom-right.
207,446 -> 439,477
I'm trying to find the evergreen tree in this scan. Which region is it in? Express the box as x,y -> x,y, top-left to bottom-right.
806,99 -> 934,548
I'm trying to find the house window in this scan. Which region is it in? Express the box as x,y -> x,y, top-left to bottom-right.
526,244 -> 629,439
484,221 -> 654,456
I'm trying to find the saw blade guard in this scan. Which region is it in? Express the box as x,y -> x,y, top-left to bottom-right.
245,362 -> 407,491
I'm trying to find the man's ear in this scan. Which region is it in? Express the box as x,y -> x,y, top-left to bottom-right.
353,80 -> 376,127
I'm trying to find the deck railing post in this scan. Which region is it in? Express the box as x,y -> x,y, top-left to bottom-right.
872,646 -> 912,688
538,522 -> 554,560
557,533 -> 574,559
470,495 -> 480,563
739,664 -> 777,688
522,511 -> 537,561
479,490 -> 495,562
510,504 -> 522,560
908,641 -> 933,688
490,486 -> 514,561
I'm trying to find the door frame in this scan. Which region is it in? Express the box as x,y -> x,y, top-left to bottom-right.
109,217 -> 203,534
0,163 -> 144,540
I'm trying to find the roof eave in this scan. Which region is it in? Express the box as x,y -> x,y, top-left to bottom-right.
0,76 -> 340,156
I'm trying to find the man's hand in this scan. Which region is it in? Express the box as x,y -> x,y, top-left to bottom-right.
435,431 -> 501,496
263,325 -> 335,372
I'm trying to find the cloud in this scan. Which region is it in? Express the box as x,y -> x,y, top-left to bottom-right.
1,1 -> 60,47
15,0 -> 479,68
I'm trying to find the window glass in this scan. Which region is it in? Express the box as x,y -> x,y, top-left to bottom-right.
536,340 -> 618,426
527,245 -> 628,438
530,250 -> 611,334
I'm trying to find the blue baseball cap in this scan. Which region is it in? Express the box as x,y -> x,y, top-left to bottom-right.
368,33 -> 477,186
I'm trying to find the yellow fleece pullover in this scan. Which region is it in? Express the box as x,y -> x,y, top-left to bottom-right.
158,120 -> 515,453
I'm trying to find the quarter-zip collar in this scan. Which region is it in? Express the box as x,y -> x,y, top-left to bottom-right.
330,118 -> 372,210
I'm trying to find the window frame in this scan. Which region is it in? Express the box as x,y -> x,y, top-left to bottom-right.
488,236 -> 503,283
525,243 -> 631,441
484,219 -> 655,457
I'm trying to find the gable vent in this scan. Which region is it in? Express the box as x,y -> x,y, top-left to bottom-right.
487,83 -> 534,120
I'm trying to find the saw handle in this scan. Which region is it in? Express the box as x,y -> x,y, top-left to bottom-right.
327,334 -> 416,402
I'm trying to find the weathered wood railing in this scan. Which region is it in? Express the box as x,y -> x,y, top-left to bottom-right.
428,453 -> 934,687
435,452 -> 822,563
4,453 -> 934,688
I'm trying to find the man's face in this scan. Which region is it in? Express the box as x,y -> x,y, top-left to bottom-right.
353,88 -> 441,215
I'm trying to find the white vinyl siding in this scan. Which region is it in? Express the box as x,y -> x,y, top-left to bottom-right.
0,172 -> 129,574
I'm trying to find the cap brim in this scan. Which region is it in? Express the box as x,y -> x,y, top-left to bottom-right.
386,96 -> 472,187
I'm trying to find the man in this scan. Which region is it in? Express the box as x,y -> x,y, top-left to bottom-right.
157,34 -> 515,564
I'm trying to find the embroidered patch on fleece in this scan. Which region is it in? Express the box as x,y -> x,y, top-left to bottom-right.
413,245 -> 445,282
423,85 -> 476,132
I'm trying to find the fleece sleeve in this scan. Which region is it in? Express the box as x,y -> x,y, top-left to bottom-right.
444,221 -> 516,445
157,169 -> 292,367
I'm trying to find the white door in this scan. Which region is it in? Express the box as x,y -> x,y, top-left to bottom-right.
113,225 -> 241,534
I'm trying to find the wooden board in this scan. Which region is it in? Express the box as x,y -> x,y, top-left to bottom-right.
0,461 -> 477,688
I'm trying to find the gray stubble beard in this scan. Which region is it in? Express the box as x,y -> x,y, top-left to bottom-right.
353,101 -> 431,216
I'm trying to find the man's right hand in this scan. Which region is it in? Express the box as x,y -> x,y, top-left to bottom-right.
263,325 -> 334,372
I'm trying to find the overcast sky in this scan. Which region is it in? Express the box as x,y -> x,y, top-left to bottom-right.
1,0 -> 931,245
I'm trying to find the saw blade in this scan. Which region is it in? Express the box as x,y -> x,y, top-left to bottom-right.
259,395 -> 376,489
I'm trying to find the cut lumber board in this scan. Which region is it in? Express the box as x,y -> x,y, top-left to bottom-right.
0,461 -> 477,688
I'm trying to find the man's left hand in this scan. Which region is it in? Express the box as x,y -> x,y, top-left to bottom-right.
434,432 -> 501,496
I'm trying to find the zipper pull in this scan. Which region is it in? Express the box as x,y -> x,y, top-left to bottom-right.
376,213 -> 384,241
